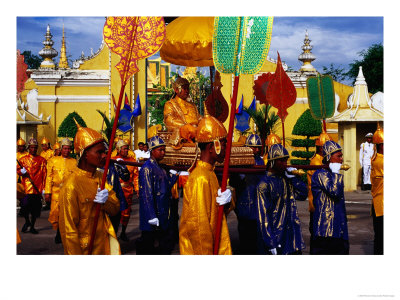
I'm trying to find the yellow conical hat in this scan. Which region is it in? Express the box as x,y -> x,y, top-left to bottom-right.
53,142 -> 61,150
73,118 -> 104,155
196,115 -> 227,143
372,123 -> 384,144
315,130 -> 332,146
266,132 -> 282,147
17,138 -> 26,146
41,137 -> 50,145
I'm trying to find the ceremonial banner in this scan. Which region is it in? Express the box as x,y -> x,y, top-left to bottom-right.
103,17 -> 166,85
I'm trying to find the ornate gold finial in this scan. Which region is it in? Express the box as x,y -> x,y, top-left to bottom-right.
59,24 -> 69,69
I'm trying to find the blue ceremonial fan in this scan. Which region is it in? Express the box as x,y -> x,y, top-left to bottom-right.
235,94 -> 250,132
117,109 -> 134,133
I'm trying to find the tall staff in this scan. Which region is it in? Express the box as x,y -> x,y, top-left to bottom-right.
88,17 -> 166,254
212,16 -> 273,254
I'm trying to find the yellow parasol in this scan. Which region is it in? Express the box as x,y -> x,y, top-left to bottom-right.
160,17 -> 214,67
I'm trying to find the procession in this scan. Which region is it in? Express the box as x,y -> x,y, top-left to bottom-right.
16,16 -> 385,258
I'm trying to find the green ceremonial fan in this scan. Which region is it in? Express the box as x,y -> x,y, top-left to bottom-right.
306,74 -> 335,131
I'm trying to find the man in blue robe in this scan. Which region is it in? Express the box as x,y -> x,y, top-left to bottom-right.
256,143 -> 307,255
230,134 -> 265,254
136,136 -> 178,254
311,140 -> 349,254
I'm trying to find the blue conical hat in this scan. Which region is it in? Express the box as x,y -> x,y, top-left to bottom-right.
322,140 -> 342,161
267,143 -> 289,161
148,135 -> 165,150
245,134 -> 262,147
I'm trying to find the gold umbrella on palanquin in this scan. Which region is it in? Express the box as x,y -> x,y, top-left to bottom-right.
160,17 -> 214,67
160,17 -> 228,122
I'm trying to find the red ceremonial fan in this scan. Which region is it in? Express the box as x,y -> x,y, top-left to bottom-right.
253,72 -> 274,104
265,52 -> 297,145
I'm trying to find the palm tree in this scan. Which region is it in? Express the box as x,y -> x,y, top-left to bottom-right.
244,104 -> 280,154
97,110 -> 115,144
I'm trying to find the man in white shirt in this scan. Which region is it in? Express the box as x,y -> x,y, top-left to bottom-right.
142,143 -> 150,160
134,142 -> 145,162
359,133 -> 374,190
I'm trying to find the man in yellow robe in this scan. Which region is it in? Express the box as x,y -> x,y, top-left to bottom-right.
306,131 -> 331,252
58,122 -> 120,255
370,126 -> 384,254
163,77 -> 202,148
45,138 -> 76,243
179,114 -> 232,255
53,142 -> 61,156
40,137 -> 54,161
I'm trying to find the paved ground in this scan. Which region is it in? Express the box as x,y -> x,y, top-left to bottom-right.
16,189 -> 374,255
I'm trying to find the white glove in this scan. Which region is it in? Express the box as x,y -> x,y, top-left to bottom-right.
270,248 -> 277,255
116,158 -> 123,162
169,169 -> 178,175
179,171 -> 189,176
148,217 -> 159,227
329,163 -> 342,174
20,167 -> 27,175
285,167 -> 296,178
216,188 -> 232,206
93,188 -> 109,204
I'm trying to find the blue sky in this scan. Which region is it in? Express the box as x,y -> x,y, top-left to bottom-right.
16,16 -> 383,85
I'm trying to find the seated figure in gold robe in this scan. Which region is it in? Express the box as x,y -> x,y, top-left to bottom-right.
163,77 -> 202,148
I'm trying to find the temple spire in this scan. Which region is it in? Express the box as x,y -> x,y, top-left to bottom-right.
59,24 -> 69,69
39,24 -> 58,69
298,30 -> 316,72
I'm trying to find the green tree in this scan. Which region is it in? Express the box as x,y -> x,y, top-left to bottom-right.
57,111 -> 87,139
322,63 -> 347,82
346,43 -> 383,93
148,83 -> 174,127
291,109 -> 322,165
21,50 -> 42,69
57,112 -> 87,158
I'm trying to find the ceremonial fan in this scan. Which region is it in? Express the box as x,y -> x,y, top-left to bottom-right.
264,52 -> 297,147
306,74 -> 335,131
88,17 -> 166,254
212,16 -> 273,254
